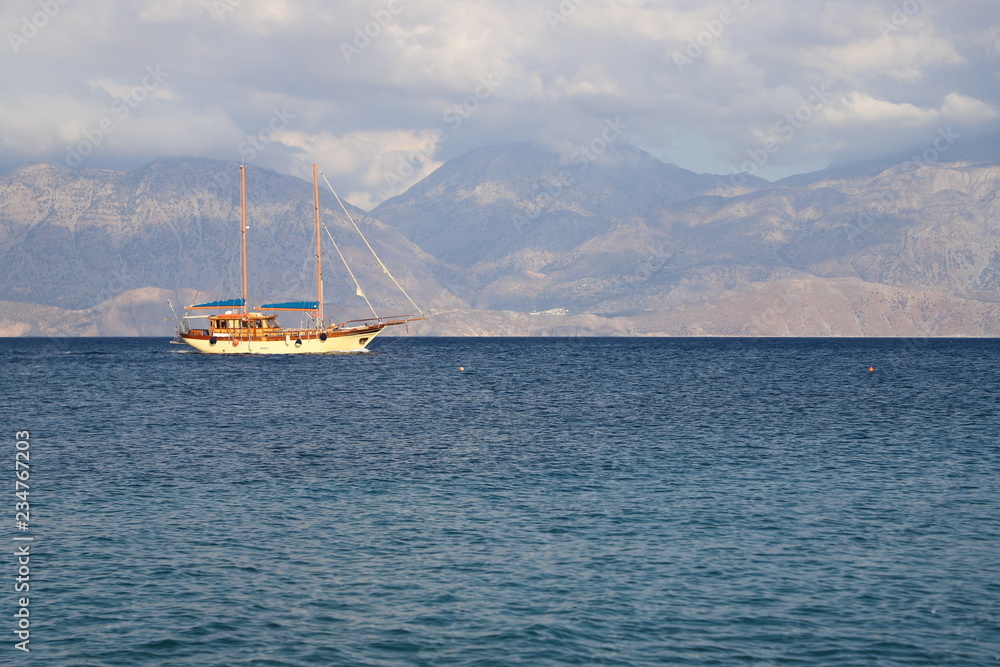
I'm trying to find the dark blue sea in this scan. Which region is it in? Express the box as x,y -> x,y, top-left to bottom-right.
2,337 -> 999,665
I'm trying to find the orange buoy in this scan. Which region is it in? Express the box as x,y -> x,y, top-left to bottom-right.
868,366 -> 874,372
459,367 -> 465,371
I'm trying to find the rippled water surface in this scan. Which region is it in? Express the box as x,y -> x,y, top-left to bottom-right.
2,337 -> 999,665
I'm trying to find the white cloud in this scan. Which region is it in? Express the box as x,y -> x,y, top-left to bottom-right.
280,128 -> 446,210
828,93 -> 936,127
550,64 -> 624,100
0,0 -> 996,201
825,91 -> 999,129
815,32 -> 965,84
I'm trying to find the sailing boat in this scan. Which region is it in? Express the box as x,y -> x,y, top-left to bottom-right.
173,164 -> 423,354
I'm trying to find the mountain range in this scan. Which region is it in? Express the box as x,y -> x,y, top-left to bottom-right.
1,140 -> 998,337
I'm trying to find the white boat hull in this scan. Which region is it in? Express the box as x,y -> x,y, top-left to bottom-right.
179,327 -> 385,354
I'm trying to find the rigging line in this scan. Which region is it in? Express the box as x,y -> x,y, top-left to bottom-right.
195,199 -> 243,306
258,176 -> 311,301
211,172 -> 247,304
191,264 -> 232,310
193,163 -> 246,308
368,330 -> 412,352
326,300 -> 351,321
321,222 -> 379,319
319,171 -> 425,317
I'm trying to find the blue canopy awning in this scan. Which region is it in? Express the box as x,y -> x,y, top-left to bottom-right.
259,301 -> 320,311
186,298 -> 245,310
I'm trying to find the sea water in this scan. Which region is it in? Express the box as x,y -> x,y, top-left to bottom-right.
1,337 -> 998,665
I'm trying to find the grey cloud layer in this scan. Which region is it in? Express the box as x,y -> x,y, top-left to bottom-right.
2,0 -> 997,208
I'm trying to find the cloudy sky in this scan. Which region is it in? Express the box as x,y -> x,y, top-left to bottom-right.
2,0 -> 998,208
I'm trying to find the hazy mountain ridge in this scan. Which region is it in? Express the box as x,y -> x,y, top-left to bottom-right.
376,145 -> 1000,328
372,143 -> 736,277
369,143 -> 1000,334
1,143 -> 998,337
0,159 -> 468,330
0,288 -> 201,337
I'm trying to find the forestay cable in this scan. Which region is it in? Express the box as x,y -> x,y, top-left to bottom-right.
320,171 -> 425,317
322,224 -> 379,320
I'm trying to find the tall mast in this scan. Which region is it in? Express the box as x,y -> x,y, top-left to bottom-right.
240,165 -> 249,315
313,164 -> 324,324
